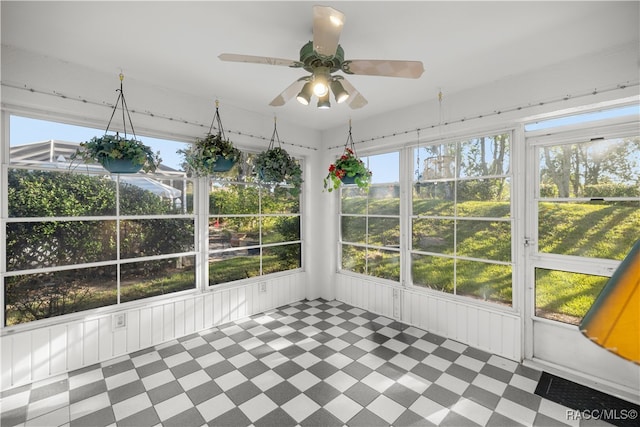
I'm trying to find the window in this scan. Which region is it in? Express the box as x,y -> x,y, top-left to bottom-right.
208,155 -> 302,285
340,152 -> 401,282
4,116 -> 196,326
524,104 -> 639,132
411,133 -> 513,306
532,130 -> 640,324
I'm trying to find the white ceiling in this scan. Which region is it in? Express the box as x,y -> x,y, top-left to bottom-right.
2,1 -> 638,131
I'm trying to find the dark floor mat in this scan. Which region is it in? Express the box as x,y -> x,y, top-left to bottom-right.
535,371 -> 639,427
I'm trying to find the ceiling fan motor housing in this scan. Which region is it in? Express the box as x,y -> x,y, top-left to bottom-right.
299,41 -> 345,73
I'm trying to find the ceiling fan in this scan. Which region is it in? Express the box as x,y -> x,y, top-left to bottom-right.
218,5 -> 424,110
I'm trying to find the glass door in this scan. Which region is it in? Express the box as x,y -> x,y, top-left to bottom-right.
525,118 -> 640,395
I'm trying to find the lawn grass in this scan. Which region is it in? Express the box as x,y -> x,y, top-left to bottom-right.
6,197 -> 637,326
343,197 -> 639,322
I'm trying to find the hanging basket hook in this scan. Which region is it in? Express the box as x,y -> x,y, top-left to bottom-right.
104,72 -> 137,141
208,99 -> 226,141
268,116 -> 281,150
344,119 -> 356,155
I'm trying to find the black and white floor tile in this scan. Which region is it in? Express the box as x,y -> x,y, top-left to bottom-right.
0,299 -> 612,426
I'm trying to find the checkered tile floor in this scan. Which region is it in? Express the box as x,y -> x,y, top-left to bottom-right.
1,299 -> 595,426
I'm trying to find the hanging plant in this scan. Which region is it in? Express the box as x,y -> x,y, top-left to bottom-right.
323,121 -> 371,192
178,100 -> 241,177
71,73 -> 160,173
72,133 -> 160,173
254,118 -> 303,196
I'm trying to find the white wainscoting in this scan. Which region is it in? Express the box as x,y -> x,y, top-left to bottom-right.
1,273 -> 305,392
335,274 -> 522,361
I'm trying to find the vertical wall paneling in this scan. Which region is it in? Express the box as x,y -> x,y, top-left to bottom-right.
174,300 -> 186,338
446,301 -> 457,339
335,274 -> 521,362
212,292 -> 222,326
1,336 -> 13,390
369,284 -> 384,314
267,281 -> 275,309
12,335 -> 31,386
1,273 -> 305,391
227,288 -> 236,323
455,304 -> 467,343
409,292 -> 419,326
467,307 -> 479,349
436,299 -> 447,336
237,287 -> 247,320
162,304 -> 175,342
31,328 -> 49,380
98,317 -> 112,361
427,298 -> 438,333
67,323 -> 83,371
264,282 -> 272,312
248,283 -> 260,313
354,280 -> 362,309
276,279 -> 284,308
193,295 -> 204,332
502,313 -> 517,360
126,310 -> 140,353
335,277 -> 344,303
476,310 -> 491,351
419,294 -> 429,330
151,306 -> 163,345
184,298 -> 195,335
203,293 -> 213,328
139,308 -> 152,350
113,326 -> 127,357
83,319 -> 99,366
489,312 -> 503,355
49,325 -> 67,376
256,284 -> 264,313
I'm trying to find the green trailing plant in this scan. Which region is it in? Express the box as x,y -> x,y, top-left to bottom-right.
178,101 -> 241,177
71,133 -> 161,173
324,147 -> 372,192
71,74 -> 160,173
255,119 -> 303,196
255,147 -> 303,196
178,133 -> 241,177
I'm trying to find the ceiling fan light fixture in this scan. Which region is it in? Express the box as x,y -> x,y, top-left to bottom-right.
296,81 -> 313,105
329,15 -> 344,27
317,92 -> 331,109
312,67 -> 330,97
330,80 -> 349,103
313,80 -> 328,97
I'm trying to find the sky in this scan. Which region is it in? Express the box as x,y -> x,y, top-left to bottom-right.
524,104 -> 638,131
10,103 -> 638,183
10,115 -> 400,184
10,116 -> 188,170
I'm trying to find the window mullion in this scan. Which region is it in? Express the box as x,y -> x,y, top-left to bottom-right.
116,175 -> 121,304
198,177 -> 210,289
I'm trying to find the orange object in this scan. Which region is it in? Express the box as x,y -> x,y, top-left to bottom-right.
580,240 -> 640,364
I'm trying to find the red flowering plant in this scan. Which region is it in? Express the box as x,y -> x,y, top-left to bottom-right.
323,147 -> 372,192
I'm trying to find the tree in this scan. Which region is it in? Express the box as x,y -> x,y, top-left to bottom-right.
6,170 -> 192,324
541,137 -> 640,198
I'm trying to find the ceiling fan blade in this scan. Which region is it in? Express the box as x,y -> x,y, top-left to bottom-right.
269,79 -> 307,107
219,53 -> 301,68
339,78 -> 368,110
312,5 -> 345,57
342,60 -> 424,78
